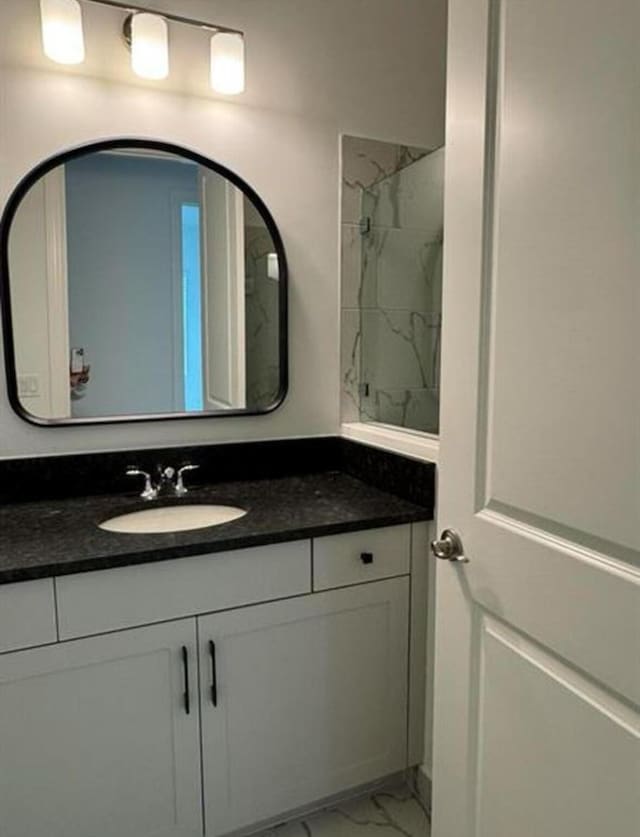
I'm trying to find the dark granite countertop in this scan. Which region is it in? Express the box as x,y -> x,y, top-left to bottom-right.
0,471 -> 431,584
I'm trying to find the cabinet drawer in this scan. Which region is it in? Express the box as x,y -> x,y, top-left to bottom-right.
0,580 -> 57,653
56,541 -> 311,639
313,525 -> 411,591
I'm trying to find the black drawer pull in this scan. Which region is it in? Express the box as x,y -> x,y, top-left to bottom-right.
209,640 -> 218,707
360,552 -> 374,565
181,646 -> 191,715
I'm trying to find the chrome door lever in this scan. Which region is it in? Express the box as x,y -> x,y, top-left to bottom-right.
430,529 -> 469,563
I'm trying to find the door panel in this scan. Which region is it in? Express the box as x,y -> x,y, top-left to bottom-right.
472,514 -> 640,704
433,1 -> 640,836
199,579 -> 409,836
0,620 -> 202,837
200,169 -> 246,410
475,617 -> 639,837
480,0 -> 639,558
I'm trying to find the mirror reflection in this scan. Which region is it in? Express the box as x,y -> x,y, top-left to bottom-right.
4,143 -> 286,423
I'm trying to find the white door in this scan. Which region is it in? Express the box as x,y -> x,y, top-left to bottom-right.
432,2 -> 640,837
0,620 -> 202,837
199,578 -> 409,835
8,168 -> 70,419
199,169 -> 246,410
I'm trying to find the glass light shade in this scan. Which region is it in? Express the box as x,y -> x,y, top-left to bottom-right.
267,253 -> 280,281
210,32 -> 245,95
131,13 -> 169,81
40,0 -> 85,65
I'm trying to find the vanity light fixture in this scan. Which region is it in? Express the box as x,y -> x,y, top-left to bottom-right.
39,0 -> 246,95
210,31 -> 245,95
128,12 -> 169,80
40,0 -> 86,65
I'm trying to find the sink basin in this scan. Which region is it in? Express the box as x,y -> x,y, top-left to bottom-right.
99,505 -> 247,534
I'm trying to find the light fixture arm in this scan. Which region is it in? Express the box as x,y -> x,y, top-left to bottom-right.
82,0 -> 243,37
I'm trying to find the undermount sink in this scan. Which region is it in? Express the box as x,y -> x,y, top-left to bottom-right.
99,505 -> 247,534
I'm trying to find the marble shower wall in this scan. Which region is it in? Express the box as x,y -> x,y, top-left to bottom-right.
245,222 -> 281,410
341,137 -> 444,434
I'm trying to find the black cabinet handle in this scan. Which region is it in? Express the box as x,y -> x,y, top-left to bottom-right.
209,640 -> 218,707
181,646 -> 191,715
360,552 -> 374,565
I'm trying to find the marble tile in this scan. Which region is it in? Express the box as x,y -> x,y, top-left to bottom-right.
361,187 -> 381,235
376,232 -> 443,315
245,225 -> 281,408
341,225 -> 366,309
341,309 -> 362,423
343,137 -> 429,191
370,148 -> 444,235
370,789 -> 431,837
340,136 -> 443,433
374,388 -> 440,435
362,310 -> 441,392
360,227 -> 386,309
341,224 -> 387,313
372,179 -> 442,236
255,785 -> 430,837
342,137 -> 429,225
342,181 -> 364,226
261,819 -> 310,837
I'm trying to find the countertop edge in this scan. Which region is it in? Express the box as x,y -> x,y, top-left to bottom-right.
0,510 -> 431,585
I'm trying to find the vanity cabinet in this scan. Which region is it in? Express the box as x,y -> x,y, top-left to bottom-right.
198,577 -> 409,836
0,524 -> 425,837
312,525 -> 412,590
55,540 -> 311,639
0,579 -> 57,653
0,619 -> 202,837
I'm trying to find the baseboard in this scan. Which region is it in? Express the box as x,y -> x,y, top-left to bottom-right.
411,765 -> 433,816
224,771 -> 408,837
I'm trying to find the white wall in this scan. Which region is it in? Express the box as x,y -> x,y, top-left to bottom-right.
0,0 -> 446,458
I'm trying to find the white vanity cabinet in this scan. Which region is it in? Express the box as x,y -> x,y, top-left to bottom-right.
0,523 -> 426,837
0,619 -> 202,837
0,579 -> 57,653
198,577 -> 409,836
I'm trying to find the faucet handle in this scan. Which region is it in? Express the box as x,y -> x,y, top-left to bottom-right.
126,467 -> 157,501
176,464 -> 200,496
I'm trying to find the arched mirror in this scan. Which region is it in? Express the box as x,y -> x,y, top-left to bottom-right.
0,139 -> 288,425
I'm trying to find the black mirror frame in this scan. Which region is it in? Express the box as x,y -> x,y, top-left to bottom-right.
0,138 -> 288,427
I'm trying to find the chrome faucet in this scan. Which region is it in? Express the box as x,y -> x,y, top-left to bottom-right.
174,464 -> 200,496
126,464 -> 200,500
126,468 -> 158,501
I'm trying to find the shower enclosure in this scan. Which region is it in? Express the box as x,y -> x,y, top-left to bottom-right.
350,146 -> 444,435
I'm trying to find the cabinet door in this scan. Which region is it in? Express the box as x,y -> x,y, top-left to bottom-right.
0,620 -> 202,837
199,577 -> 409,836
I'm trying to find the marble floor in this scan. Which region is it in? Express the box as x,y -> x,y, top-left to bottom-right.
255,784 -> 430,837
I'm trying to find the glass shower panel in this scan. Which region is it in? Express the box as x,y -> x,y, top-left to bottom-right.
358,147 -> 444,435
